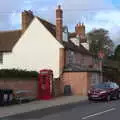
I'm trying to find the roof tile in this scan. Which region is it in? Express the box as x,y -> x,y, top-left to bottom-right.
0,30 -> 22,52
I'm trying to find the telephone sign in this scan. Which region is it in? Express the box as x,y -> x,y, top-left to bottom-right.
98,50 -> 104,59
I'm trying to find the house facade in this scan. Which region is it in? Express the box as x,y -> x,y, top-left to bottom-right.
0,10 -> 63,78
60,41 -> 101,95
0,5 -> 101,96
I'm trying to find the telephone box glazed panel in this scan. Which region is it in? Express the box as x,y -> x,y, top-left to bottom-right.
37,69 -> 53,100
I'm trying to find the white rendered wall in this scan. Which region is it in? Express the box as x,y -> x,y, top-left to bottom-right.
0,17 -> 63,78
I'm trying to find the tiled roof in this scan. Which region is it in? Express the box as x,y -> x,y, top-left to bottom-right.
0,17 -> 56,52
36,17 -> 91,56
69,32 -> 76,38
69,32 -> 87,43
0,30 -> 22,52
0,16 -> 90,56
36,17 -> 90,56
64,64 -> 100,72
37,17 -> 56,37
62,41 -> 92,56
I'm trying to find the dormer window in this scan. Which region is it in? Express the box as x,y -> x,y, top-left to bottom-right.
67,50 -> 75,64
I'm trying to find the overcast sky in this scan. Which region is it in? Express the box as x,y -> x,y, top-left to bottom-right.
0,0 -> 120,44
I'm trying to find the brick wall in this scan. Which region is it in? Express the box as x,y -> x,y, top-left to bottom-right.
53,78 -> 61,97
59,48 -> 65,74
66,50 -> 93,66
56,5 -> 63,41
0,78 -> 38,97
22,10 -> 34,33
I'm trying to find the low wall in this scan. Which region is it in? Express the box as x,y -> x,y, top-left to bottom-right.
61,72 -> 89,96
53,78 -> 61,97
0,78 -> 38,97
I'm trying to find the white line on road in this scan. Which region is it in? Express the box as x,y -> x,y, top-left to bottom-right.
82,108 -> 116,120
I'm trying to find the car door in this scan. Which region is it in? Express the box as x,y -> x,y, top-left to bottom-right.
111,83 -> 118,98
106,83 -> 114,97
113,83 -> 119,95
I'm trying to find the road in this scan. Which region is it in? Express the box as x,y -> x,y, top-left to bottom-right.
2,99 -> 120,120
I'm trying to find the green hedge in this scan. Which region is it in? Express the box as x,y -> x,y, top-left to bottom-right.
0,69 -> 38,78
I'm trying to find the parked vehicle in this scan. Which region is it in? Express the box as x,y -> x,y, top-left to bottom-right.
88,82 -> 120,101
0,89 -> 14,106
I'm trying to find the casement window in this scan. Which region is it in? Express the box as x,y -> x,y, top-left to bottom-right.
90,73 -> 100,86
67,50 -> 75,64
0,52 -> 3,64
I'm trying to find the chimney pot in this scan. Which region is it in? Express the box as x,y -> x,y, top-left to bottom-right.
75,22 -> 86,43
58,5 -> 61,9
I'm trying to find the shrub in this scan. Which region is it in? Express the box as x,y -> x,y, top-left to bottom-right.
0,69 -> 38,78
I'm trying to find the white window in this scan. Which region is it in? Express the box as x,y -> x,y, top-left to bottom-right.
67,50 -> 75,64
91,73 -> 100,86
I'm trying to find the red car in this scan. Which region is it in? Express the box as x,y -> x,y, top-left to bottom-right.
88,82 -> 120,101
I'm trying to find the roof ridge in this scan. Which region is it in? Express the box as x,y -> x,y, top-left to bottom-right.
36,16 -> 56,38
0,29 -> 21,33
63,40 -> 92,56
36,16 -> 56,27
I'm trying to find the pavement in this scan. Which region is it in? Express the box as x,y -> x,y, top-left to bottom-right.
0,95 -> 87,118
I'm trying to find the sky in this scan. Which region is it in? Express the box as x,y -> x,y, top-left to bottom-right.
0,0 -> 120,45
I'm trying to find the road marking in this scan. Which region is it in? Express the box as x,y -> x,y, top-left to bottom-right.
82,108 -> 116,120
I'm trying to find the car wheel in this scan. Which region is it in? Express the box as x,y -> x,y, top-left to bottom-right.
88,97 -> 91,100
106,95 -> 111,101
117,92 -> 120,99
88,97 -> 93,103
88,97 -> 92,101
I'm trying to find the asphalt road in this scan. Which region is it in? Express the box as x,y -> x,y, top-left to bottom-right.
2,99 -> 120,120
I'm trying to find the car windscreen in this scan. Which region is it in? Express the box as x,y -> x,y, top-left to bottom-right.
94,83 -> 110,89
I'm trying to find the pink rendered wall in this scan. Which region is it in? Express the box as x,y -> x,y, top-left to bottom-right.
61,72 -> 89,96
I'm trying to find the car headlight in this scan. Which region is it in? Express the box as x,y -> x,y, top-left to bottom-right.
100,91 -> 106,94
88,90 -> 90,94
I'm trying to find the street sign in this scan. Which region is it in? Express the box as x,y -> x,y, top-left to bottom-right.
98,50 -> 104,59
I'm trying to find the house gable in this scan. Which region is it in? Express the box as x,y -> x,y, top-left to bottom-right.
0,17 -> 63,78
12,17 -> 63,51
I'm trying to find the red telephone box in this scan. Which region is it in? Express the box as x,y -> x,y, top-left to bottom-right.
37,69 -> 53,100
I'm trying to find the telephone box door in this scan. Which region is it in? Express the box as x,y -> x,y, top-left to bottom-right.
38,69 -> 53,100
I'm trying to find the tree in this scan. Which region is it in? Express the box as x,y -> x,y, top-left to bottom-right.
87,28 -> 114,57
114,45 -> 120,61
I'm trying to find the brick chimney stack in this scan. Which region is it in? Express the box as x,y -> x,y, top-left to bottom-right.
75,23 -> 86,43
22,10 -> 34,33
56,5 -> 63,41
75,23 -> 85,37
